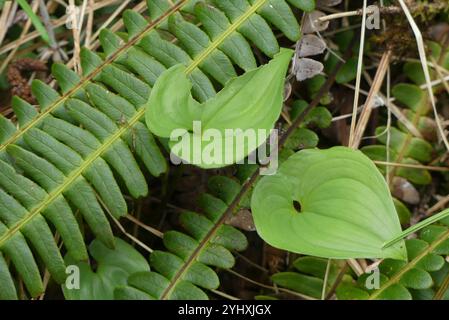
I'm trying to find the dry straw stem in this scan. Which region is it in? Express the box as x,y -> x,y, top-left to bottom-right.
430,56 -> 449,96
84,0 -> 95,48
350,50 -> 392,149
372,161 -> 449,172
65,0 -> 147,69
317,5 -> 401,24
0,0 -> 39,74
125,214 -> 164,239
325,262 -> 349,300
0,0 -> 13,46
0,0 -> 119,56
384,98 -> 423,138
348,0 -> 368,148
321,259 -> 332,300
317,1 -> 449,23
226,269 -> 316,300
337,67 -> 441,140
68,0 -> 82,73
210,289 -> 239,301
97,194 -> 154,254
37,232 -> 62,300
426,195 -> 449,217
90,0 -> 131,42
331,85 -> 423,139
398,0 -> 449,152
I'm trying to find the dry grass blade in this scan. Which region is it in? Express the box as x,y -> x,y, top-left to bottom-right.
351,50 -> 391,148
0,1 -> 39,74
68,0 -> 81,73
90,0 -> 131,42
385,98 -> 423,138
348,0 -> 368,148
85,0 -> 95,48
426,195 -> 449,217
0,0 -> 119,56
373,161 -> 449,172
398,0 -> 449,152
430,56 -> 449,96
0,1 -> 13,46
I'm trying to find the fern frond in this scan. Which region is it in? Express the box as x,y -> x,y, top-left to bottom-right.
336,223 -> 449,300
119,98 -> 334,300
115,176 -> 248,300
271,257 -> 345,299
0,0 -> 189,151
0,0 -> 310,298
270,225 -> 449,300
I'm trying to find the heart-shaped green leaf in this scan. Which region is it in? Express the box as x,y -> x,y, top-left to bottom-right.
251,146 -> 407,260
145,48 -> 293,169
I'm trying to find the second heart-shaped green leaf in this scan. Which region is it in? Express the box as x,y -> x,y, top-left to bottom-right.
251,147 -> 408,260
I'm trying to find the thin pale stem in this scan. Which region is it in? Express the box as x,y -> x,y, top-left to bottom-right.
373,161 -> 449,172
321,259 -> 331,300
383,208 -> 449,248
348,0 -> 368,148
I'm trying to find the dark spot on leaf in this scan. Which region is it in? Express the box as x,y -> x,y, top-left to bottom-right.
293,200 -> 302,213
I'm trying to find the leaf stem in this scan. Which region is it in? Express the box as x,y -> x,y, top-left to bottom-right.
185,0 -> 268,74
383,208 -> 449,248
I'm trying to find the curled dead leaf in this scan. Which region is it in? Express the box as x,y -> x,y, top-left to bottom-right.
226,209 -> 256,231
293,58 -> 324,81
302,11 -> 330,34
297,34 -> 327,58
392,177 -> 420,205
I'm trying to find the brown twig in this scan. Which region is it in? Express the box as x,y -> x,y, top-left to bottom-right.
426,195 -> 449,217
325,262 -> 349,300
350,50 -> 392,149
318,2 -> 449,23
